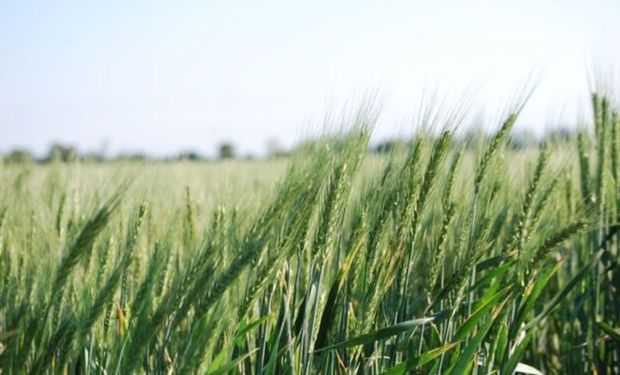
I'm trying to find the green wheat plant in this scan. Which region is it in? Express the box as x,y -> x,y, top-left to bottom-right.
0,90 -> 619,374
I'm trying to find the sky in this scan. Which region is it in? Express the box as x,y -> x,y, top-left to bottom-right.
1,0 -> 619,158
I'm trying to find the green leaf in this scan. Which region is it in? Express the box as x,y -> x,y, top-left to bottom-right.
454,286 -> 512,341
494,321 -> 508,365
263,316 -> 286,375
207,348 -> 229,374
501,335 -> 532,374
525,255 -> 597,330
476,254 -> 510,272
514,261 -> 563,330
205,349 -> 257,375
469,260 -> 514,293
448,299 -> 509,375
314,314 -> 445,353
234,315 -> 269,345
381,341 -> 461,375
597,321 -> 620,342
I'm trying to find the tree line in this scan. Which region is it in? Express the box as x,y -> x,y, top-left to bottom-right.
2,128 -> 573,164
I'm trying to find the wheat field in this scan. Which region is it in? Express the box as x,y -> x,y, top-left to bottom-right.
1,94 -> 619,374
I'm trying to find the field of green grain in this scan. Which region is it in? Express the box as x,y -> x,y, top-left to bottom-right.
1,94 -> 619,374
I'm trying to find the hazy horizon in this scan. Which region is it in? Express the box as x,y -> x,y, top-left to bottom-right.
2,0 -> 619,158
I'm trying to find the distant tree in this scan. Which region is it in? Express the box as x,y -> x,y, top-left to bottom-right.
218,143 -> 235,160
4,149 -> 34,164
47,143 -> 78,162
373,139 -> 406,154
178,151 -> 203,161
509,130 -> 537,150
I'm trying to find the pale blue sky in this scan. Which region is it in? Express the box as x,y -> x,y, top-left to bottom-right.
1,0 -> 619,157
